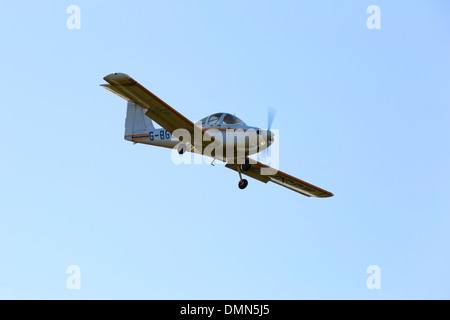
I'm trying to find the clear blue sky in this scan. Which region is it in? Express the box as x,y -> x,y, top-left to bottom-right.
0,0 -> 449,299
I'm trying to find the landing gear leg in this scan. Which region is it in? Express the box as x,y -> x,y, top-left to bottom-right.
237,165 -> 248,190
241,156 -> 251,171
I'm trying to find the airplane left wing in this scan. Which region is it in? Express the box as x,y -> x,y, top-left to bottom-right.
225,162 -> 334,198
101,73 -> 211,151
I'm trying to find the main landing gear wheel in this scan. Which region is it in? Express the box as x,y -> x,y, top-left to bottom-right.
177,143 -> 186,154
238,179 -> 248,189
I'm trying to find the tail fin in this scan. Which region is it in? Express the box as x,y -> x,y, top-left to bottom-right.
124,101 -> 155,141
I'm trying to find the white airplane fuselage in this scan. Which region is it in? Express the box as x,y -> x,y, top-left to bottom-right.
127,124 -> 273,163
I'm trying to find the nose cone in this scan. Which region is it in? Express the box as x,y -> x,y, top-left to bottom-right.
258,129 -> 274,148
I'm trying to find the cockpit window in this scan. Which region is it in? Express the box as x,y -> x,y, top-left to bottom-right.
208,113 -> 223,125
222,114 -> 245,125
196,113 -> 245,127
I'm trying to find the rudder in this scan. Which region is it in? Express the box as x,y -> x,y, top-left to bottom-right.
124,101 -> 156,141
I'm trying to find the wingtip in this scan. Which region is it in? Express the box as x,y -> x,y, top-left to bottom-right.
103,73 -> 135,85
316,191 -> 334,198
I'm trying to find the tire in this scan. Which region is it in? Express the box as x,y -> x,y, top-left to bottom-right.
177,143 -> 186,155
238,179 -> 248,190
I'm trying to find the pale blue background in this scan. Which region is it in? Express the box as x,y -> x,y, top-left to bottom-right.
0,1 -> 449,299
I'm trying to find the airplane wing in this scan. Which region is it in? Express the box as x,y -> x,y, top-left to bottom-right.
225,162 -> 334,198
101,73 -> 211,151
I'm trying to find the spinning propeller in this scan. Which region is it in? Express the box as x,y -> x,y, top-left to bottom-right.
259,107 -> 276,162
267,107 -> 276,133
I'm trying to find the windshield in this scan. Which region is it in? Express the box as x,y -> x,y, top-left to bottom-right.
222,113 -> 245,125
208,113 -> 223,125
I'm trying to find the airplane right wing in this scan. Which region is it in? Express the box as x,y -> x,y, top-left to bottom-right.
226,161 -> 334,198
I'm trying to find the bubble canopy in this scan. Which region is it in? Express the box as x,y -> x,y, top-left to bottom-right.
195,113 -> 246,127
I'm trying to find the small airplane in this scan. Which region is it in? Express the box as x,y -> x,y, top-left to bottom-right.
101,73 -> 333,198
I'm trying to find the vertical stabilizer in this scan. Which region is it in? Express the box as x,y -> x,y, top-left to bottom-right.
124,101 -> 155,140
